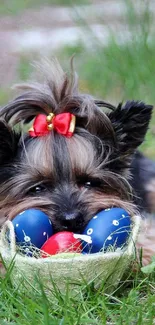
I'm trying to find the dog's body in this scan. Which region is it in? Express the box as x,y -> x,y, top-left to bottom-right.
0,59 -> 154,264
130,151 -> 155,265
131,151 -> 155,214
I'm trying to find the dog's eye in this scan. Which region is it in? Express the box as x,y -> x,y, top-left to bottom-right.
84,181 -> 92,188
28,184 -> 46,194
84,179 -> 101,188
77,177 -> 102,189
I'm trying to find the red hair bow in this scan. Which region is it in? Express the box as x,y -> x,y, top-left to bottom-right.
29,112 -> 76,138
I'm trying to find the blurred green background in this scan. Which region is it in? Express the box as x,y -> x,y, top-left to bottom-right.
0,0 -> 154,157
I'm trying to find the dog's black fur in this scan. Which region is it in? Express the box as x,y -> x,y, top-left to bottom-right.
0,60 -> 153,231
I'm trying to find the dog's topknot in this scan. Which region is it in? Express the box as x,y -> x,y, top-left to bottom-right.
0,58 -> 116,142
0,58 -> 153,172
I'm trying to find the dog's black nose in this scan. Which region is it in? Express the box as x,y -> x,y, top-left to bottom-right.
61,212 -> 84,231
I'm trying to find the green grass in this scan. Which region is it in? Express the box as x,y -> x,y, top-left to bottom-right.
0,258 -> 155,324
0,0 -> 88,15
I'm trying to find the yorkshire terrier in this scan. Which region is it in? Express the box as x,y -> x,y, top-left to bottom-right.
0,59 -> 154,265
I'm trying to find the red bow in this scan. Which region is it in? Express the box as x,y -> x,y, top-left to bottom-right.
29,112 -> 76,138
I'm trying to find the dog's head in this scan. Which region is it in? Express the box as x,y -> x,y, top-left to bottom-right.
0,60 -> 153,232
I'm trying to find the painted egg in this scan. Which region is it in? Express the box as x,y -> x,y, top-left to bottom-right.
82,208 -> 131,254
12,209 -> 53,252
41,231 -> 82,257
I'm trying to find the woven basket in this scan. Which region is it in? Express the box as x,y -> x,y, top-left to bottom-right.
0,216 -> 141,296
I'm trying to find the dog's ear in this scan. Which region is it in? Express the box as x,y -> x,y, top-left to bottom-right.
108,101 -> 153,155
0,120 -> 20,165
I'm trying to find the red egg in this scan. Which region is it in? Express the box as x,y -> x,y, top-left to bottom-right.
41,231 -> 82,257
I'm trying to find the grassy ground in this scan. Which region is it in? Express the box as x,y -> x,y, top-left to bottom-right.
0,0 -> 155,324
0,259 -> 155,325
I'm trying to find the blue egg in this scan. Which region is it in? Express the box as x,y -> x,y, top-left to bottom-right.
82,208 -> 131,254
12,209 -> 53,252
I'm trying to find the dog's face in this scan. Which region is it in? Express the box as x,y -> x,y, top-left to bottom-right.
0,60 -> 153,232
